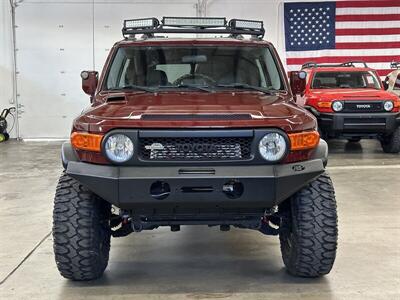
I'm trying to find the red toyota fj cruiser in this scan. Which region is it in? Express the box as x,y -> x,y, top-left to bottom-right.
290,62 -> 400,153
53,17 -> 337,281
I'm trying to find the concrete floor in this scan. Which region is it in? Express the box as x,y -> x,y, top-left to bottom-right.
0,139 -> 399,300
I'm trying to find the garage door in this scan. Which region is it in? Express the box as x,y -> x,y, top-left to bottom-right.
15,1 -> 196,138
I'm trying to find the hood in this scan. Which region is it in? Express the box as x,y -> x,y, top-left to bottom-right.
308,88 -> 396,101
74,91 -> 317,133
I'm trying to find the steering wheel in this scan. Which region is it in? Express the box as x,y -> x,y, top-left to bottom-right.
173,73 -> 216,86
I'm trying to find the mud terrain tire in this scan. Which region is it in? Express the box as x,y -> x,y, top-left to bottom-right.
381,126 -> 400,153
279,173 -> 338,277
53,173 -> 111,281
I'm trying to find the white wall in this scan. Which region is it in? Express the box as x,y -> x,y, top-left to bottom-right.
3,0 -> 307,138
0,0 -> 17,138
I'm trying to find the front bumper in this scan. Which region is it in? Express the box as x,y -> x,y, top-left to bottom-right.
315,111 -> 400,136
62,141 -> 327,214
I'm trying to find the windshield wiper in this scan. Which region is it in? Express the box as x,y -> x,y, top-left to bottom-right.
109,85 -> 156,93
160,84 -> 214,93
217,83 -> 277,94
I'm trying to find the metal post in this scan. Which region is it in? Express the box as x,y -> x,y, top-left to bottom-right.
9,0 -> 20,139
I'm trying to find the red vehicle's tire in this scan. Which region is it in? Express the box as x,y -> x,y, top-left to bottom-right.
279,173 -> 338,277
53,173 -> 111,281
381,127 -> 400,154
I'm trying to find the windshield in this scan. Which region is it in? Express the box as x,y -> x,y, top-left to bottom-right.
311,71 -> 381,90
105,46 -> 284,91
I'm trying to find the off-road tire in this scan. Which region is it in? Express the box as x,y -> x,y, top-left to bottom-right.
380,126 -> 400,153
279,173 -> 338,277
53,173 -> 111,281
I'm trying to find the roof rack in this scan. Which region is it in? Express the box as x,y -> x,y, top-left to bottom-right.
122,17 -> 265,39
301,61 -> 369,69
390,61 -> 400,69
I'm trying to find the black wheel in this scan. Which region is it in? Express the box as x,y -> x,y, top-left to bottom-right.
53,173 -> 111,281
380,127 -> 400,153
279,173 -> 338,277
347,137 -> 361,143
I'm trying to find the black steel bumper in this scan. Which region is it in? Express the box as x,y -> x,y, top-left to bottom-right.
62,141 -> 327,213
314,110 -> 400,136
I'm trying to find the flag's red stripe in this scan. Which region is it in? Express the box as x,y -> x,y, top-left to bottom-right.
287,56 -> 400,65
336,42 -> 400,49
336,28 -> 400,35
336,1 -> 400,8
377,69 -> 394,76
336,14 -> 400,22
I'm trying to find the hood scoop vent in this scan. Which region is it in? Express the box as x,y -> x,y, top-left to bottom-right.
345,95 -> 380,98
106,94 -> 126,102
141,114 -> 252,121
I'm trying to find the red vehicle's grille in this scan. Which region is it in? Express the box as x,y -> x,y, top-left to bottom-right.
343,101 -> 384,113
139,137 -> 253,161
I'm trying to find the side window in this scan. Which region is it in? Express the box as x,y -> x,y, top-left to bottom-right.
118,59 -> 131,87
364,73 -> 376,88
256,59 -> 267,87
106,49 -> 126,89
395,74 -> 400,90
264,50 -> 282,90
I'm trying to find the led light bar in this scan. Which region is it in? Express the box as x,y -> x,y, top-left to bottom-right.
162,17 -> 226,28
124,18 -> 159,29
122,17 -> 265,39
230,19 -> 263,30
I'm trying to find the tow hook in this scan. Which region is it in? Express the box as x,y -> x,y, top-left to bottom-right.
259,217 -> 279,236
111,215 -> 133,237
258,206 -> 279,236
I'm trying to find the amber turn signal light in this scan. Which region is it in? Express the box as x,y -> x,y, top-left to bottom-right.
288,131 -> 320,151
317,101 -> 332,108
71,132 -> 103,152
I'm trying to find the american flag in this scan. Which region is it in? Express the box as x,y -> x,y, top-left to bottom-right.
284,0 -> 400,77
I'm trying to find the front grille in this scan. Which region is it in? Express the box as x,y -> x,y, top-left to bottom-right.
343,101 -> 384,113
139,136 -> 253,161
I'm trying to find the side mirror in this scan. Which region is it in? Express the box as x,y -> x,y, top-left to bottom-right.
81,71 -> 98,98
382,80 -> 389,90
289,71 -> 307,95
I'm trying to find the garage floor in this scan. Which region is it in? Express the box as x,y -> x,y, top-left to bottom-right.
0,140 -> 399,300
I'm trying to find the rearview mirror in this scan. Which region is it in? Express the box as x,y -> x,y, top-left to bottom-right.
289,71 -> 306,95
81,71 -> 98,98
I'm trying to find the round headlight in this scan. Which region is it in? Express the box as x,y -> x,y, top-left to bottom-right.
383,100 -> 394,112
105,134 -> 134,163
259,133 -> 287,162
332,101 -> 344,112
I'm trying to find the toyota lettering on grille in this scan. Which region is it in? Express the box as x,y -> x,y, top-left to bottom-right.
145,143 -> 218,152
356,104 -> 372,109
176,143 -> 217,152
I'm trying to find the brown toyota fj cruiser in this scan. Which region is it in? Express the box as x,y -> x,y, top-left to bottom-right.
53,17 -> 337,281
